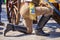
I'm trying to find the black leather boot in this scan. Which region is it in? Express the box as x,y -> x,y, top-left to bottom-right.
14,25 -> 28,34
4,24 -> 14,36
4,24 -> 28,36
35,28 -> 49,36
35,15 -> 52,36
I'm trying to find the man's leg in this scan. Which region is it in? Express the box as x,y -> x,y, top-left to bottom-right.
23,18 -> 33,34
20,3 -> 33,34
35,14 -> 52,36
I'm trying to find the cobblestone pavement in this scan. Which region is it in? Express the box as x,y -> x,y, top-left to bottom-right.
0,4 -> 60,40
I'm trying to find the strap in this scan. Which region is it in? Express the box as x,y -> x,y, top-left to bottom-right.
48,2 -> 60,16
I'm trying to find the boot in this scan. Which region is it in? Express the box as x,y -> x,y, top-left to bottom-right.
35,29 -> 49,36
35,15 -> 52,36
4,24 -> 14,36
4,24 -> 28,36
13,25 -> 28,34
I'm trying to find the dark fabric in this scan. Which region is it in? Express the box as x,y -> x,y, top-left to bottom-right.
0,4 -> 2,13
0,0 -> 2,12
0,0 -> 2,4
0,0 -> 2,22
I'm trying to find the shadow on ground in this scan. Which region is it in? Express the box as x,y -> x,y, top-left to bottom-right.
45,23 -> 60,38
0,32 -> 3,35
49,32 -> 60,38
0,27 -> 4,30
45,23 -> 60,28
0,27 -> 4,35
4,33 -> 34,37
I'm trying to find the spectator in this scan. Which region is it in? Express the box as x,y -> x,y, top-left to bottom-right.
0,0 -> 4,25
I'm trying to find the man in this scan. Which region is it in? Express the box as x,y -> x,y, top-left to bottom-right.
4,0 -> 53,36
0,0 -> 4,25
20,0 -> 53,36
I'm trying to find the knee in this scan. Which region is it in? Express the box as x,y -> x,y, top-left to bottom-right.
45,8 -> 53,16
23,18 -> 33,34
27,28 -> 33,34
49,7 -> 53,15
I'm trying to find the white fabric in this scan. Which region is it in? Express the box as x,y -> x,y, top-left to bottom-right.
25,0 -> 32,2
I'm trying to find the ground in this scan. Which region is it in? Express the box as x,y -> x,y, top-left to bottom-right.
0,4 -> 60,40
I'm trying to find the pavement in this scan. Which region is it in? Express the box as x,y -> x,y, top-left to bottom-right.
0,4 -> 60,40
